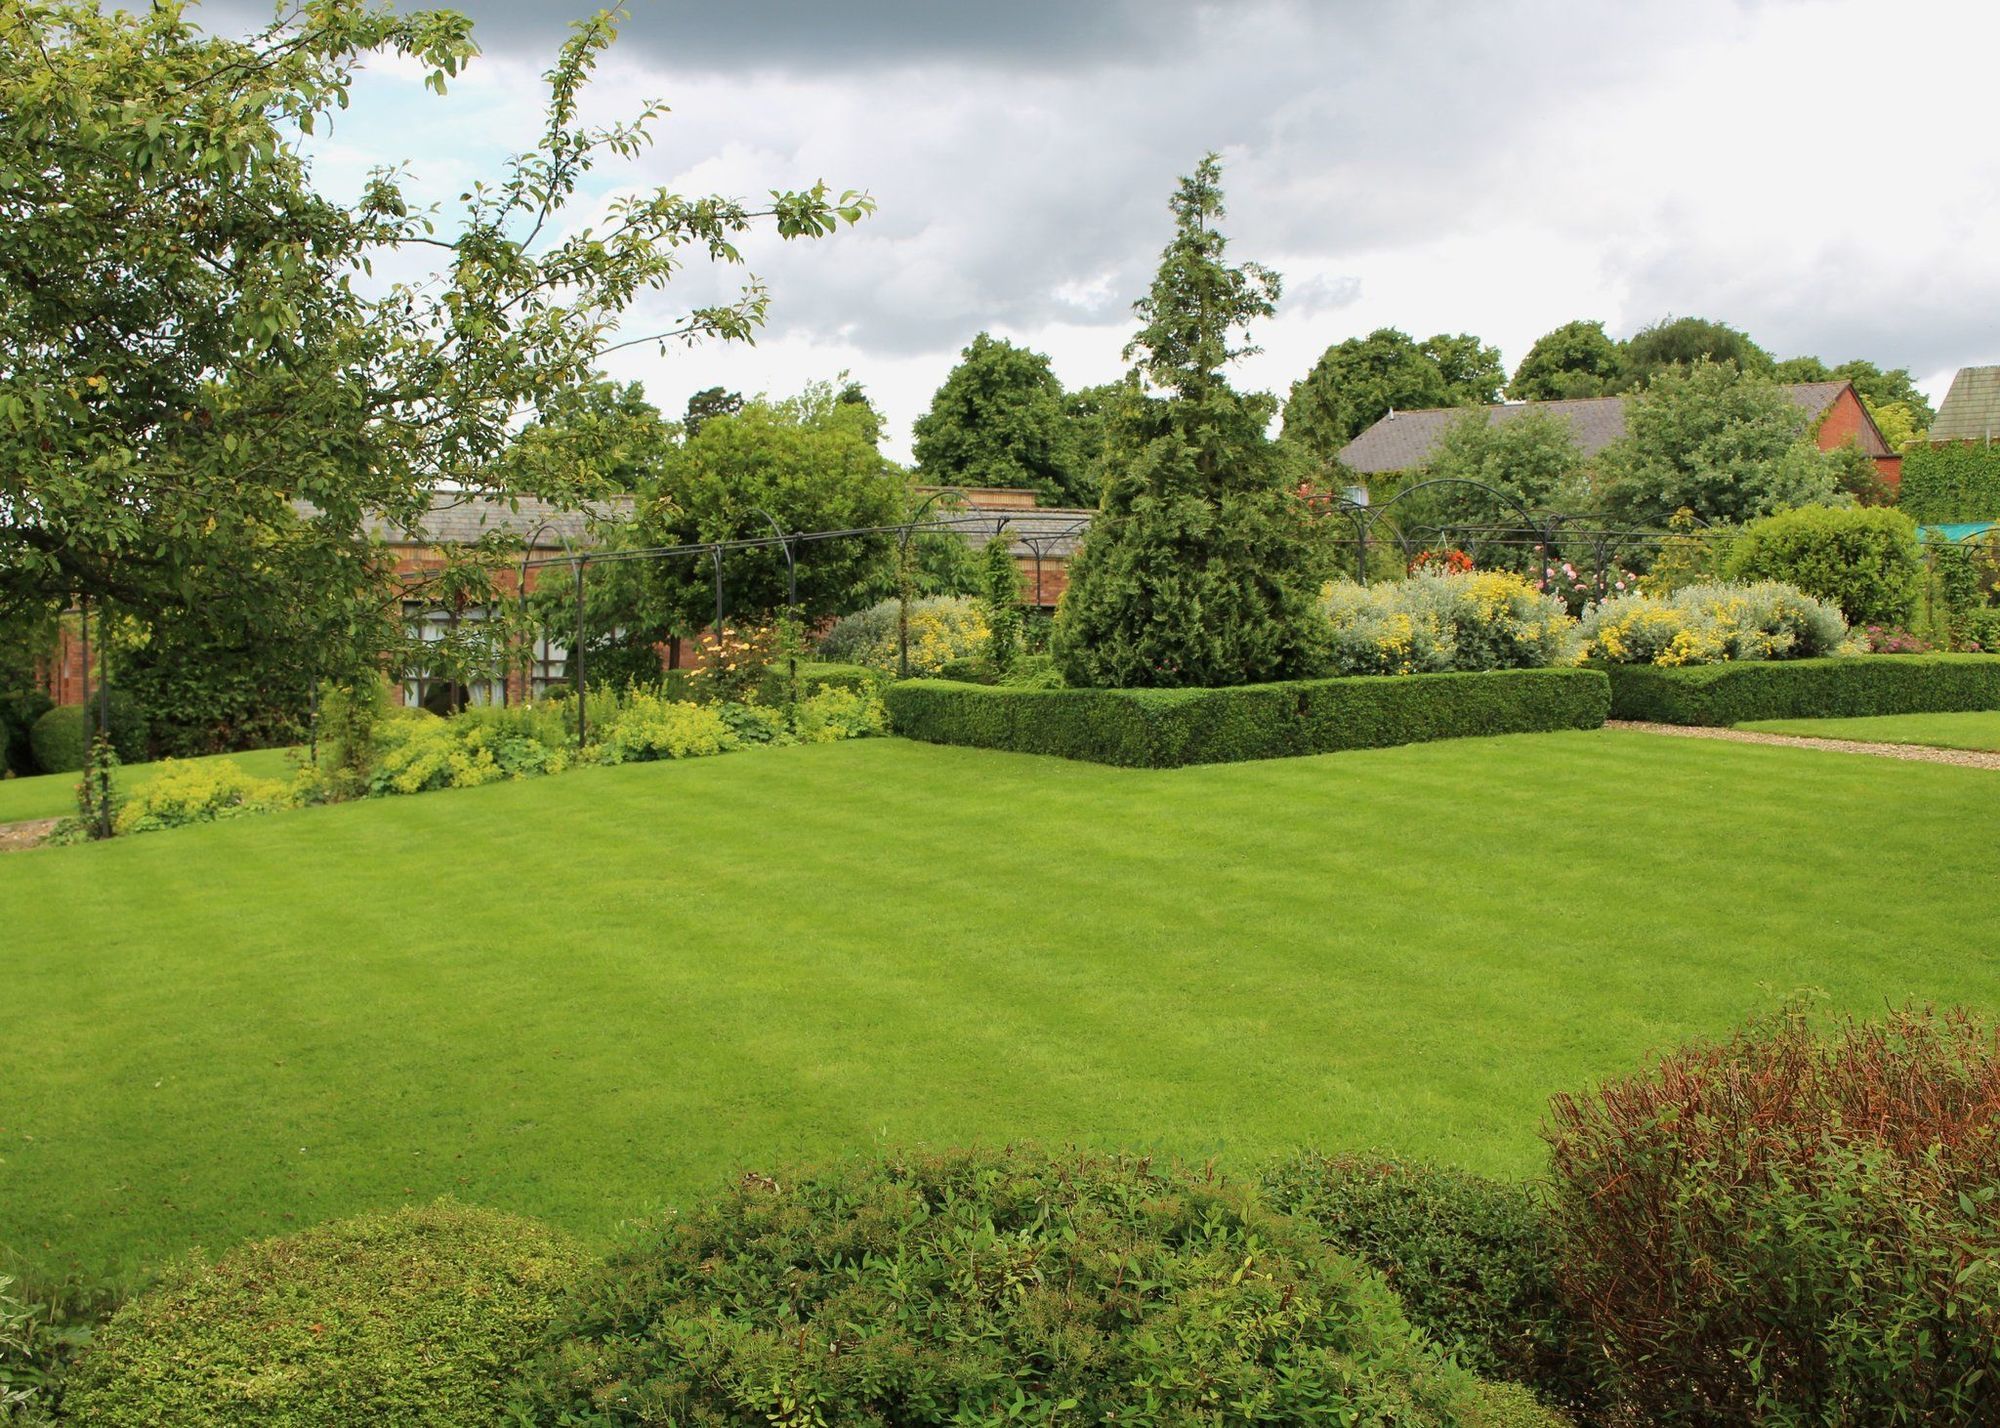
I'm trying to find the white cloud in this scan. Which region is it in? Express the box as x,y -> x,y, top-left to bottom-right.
270,0 -> 2000,460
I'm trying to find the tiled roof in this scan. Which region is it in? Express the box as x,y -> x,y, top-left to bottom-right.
1930,367 -> 2000,445
1337,382 -> 1851,475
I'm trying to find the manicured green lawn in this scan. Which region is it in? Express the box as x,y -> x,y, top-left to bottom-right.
0,746 -> 301,825
1741,710 -> 2000,752
3,729 -> 1995,1287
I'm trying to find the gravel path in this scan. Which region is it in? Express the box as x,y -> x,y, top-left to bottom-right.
0,817 -> 59,852
1608,720 -> 2000,771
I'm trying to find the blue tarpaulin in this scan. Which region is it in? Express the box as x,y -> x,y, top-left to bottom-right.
1918,522 -> 1997,544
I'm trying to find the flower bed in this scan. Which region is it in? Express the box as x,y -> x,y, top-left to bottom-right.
885,666 -> 1610,767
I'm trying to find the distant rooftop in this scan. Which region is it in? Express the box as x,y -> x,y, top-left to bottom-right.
1337,381 -> 1852,475
1930,367 -> 2000,445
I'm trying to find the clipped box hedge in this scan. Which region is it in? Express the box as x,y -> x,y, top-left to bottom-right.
1605,654 -> 2000,726
885,666 -> 1610,767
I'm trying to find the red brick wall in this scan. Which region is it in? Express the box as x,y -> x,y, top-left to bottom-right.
1812,386 -> 1902,493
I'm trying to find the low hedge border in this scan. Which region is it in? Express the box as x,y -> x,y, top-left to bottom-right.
884,666 -> 1610,767
1604,654 -> 2000,726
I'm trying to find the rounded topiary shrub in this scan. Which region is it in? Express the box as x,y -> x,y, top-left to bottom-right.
28,694 -> 145,773
520,1146 -> 1535,1427
59,1202 -> 585,1427
1261,1151 -> 1598,1418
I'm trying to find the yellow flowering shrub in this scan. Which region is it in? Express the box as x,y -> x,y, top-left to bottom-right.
1322,570 -> 1580,675
817,597 -> 988,676
1580,582 -> 1847,666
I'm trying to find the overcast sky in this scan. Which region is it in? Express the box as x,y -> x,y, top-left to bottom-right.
233,0 -> 2000,461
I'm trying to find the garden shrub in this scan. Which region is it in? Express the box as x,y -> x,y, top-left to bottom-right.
517,1145 -> 1536,1427
1721,504 -> 1923,626
59,1202 -> 583,1427
1543,1003 -> 2000,1427
1,688 -> 52,778
28,694 -> 145,773
683,623 -> 783,705
717,700 -> 789,745
816,596 -> 988,676
793,685 -> 887,743
1604,652 -> 2000,724
885,666 -> 1610,767
1580,581 -> 1848,666
114,758 -> 292,835
0,1269 -> 120,1421
1260,1151 -> 1597,1415
590,691 -> 735,764
370,715 -> 510,795
1322,571 -> 1580,676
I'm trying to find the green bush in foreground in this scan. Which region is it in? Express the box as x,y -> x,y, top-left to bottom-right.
1544,1004 -> 2000,1426
1604,652 -> 2000,725
886,667 -> 1609,766
59,1203 -> 584,1427
1261,1152 -> 1598,1416
519,1146 -> 1545,1427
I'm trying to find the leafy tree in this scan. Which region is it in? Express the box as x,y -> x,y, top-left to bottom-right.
912,333 -> 1093,506
682,386 -> 744,438
1508,320 -> 1623,400
1062,380 -> 1131,506
1052,156 -> 1328,688
1282,328 -> 1504,470
1771,357 -> 1935,423
0,1 -> 868,681
1868,399 -> 1927,452
633,384 -> 905,634
1620,316 -> 1773,388
1396,409 -> 1590,570
1598,361 -> 1843,525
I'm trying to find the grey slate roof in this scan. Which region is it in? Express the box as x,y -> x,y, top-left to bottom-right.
1337,381 -> 1852,475
1929,367 -> 2000,445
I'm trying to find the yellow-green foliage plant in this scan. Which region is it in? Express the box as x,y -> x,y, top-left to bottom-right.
590,691 -> 735,764
1322,569 -> 1580,676
59,1203 -> 584,1428
793,685 -> 888,743
114,758 -> 292,835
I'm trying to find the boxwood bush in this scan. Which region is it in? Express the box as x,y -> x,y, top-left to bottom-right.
1544,1004 -> 2000,1426
1721,504 -> 1923,626
1261,1151 -> 1598,1417
1605,652 -> 2000,725
517,1146 -> 1560,1427
58,1202 -> 583,1427
885,667 -> 1610,767
28,695 -> 146,773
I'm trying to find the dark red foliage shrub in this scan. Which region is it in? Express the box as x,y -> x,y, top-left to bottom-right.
1542,1003 -> 2000,1426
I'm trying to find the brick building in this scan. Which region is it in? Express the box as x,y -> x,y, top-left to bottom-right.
39,488 -> 1096,709
1338,380 -> 1903,490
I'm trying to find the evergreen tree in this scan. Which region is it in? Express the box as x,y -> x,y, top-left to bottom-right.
1052,156 -> 1328,689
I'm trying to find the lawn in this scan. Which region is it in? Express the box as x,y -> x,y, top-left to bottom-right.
1741,710 -> 2000,751
3,728 -> 1996,1288
0,745 -> 302,825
